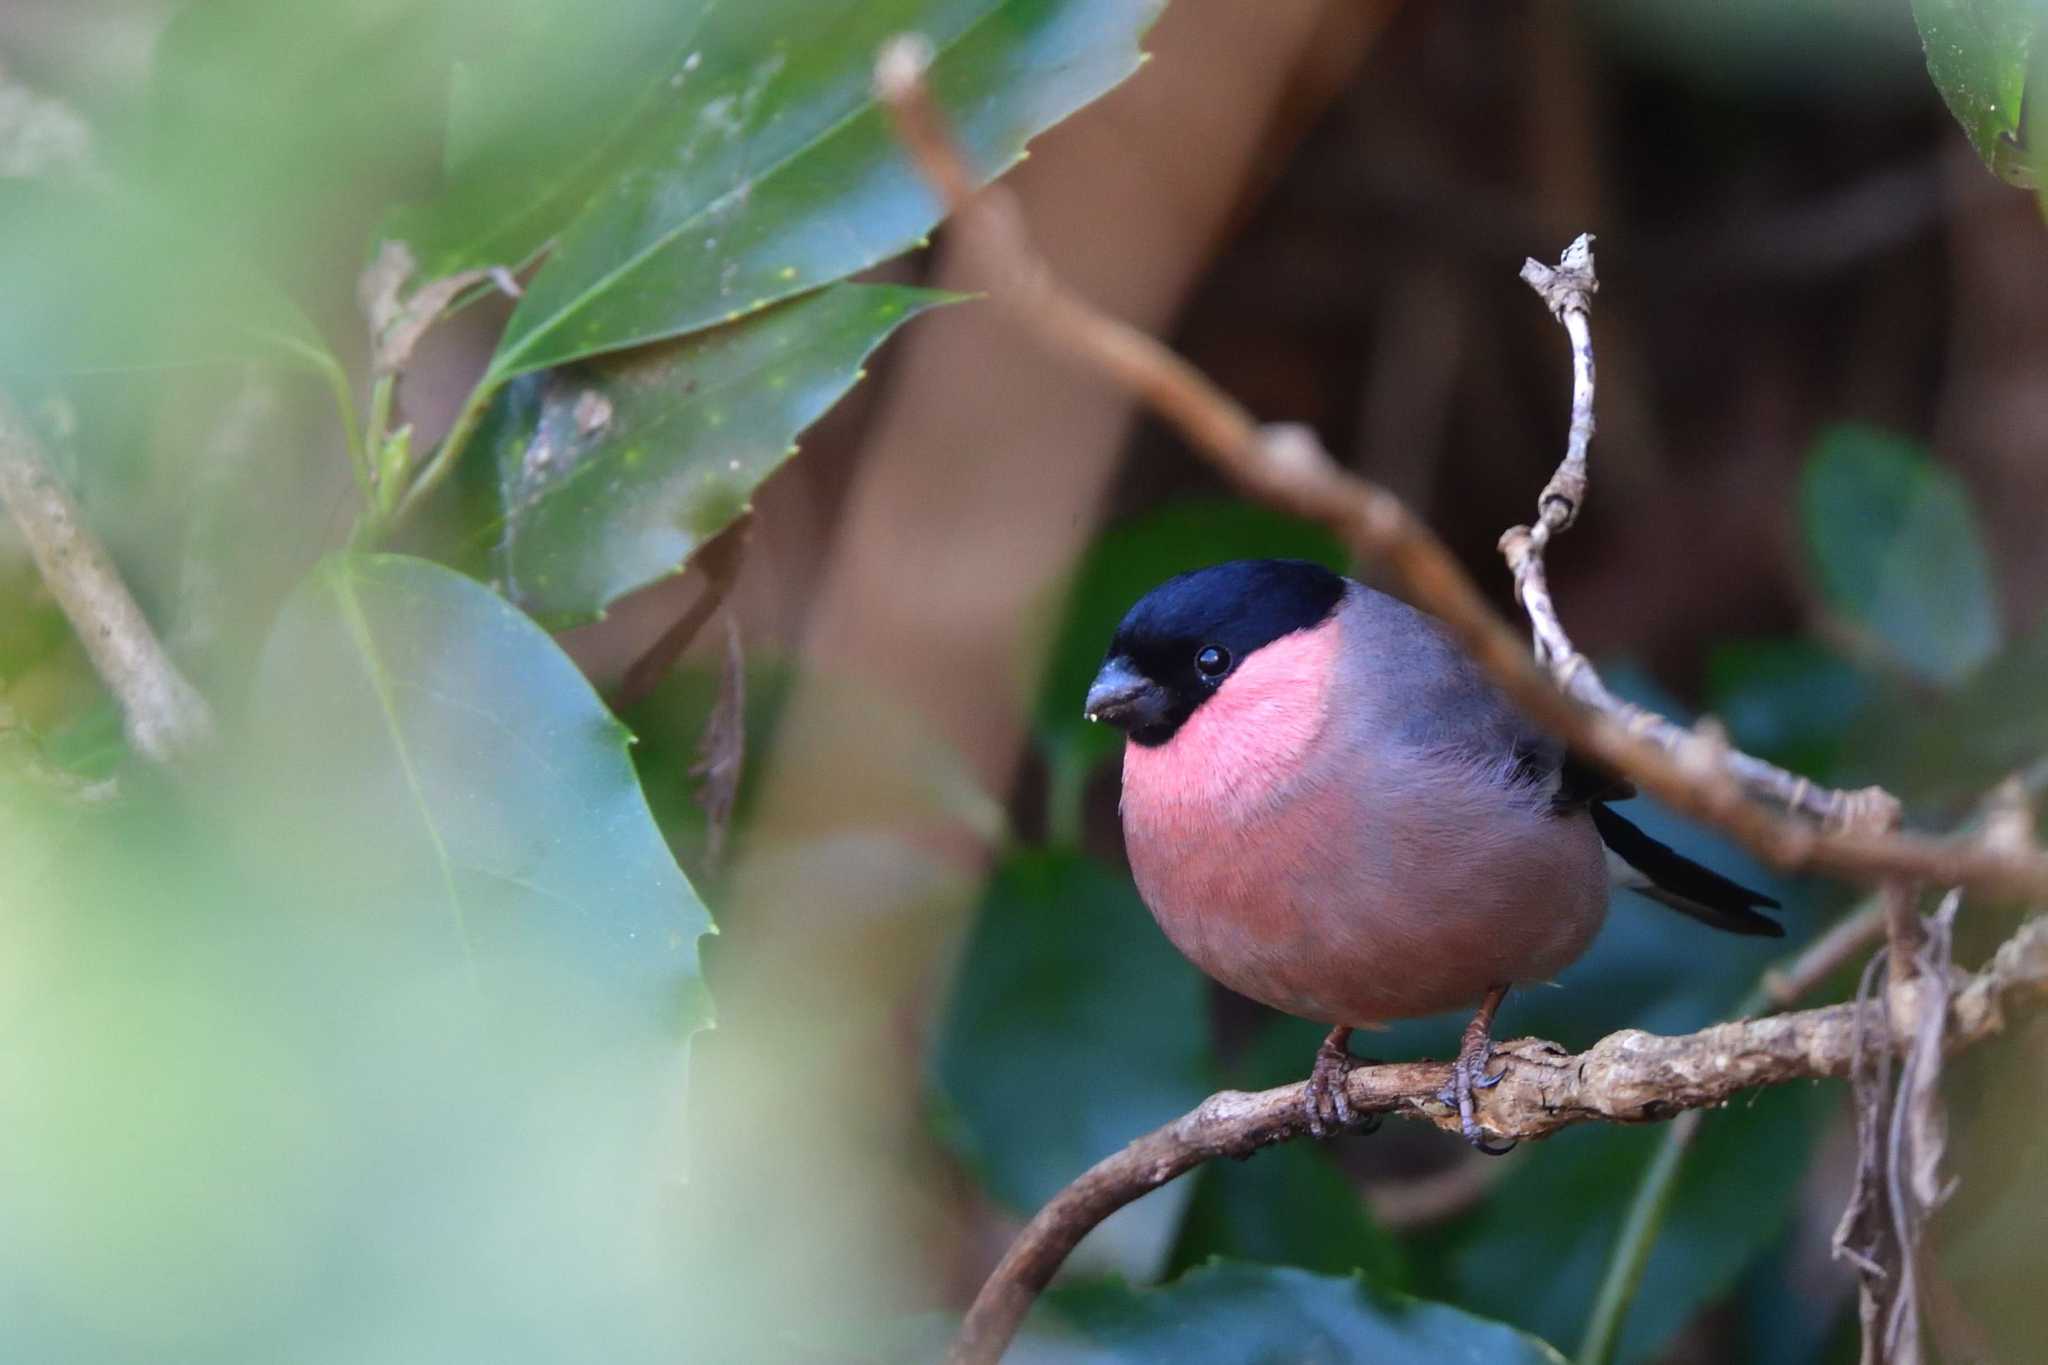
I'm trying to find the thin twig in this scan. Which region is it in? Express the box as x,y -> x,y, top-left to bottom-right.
615,516 -> 751,710
1759,772 -> 2048,1011
0,390 -> 211,763
871,33 -> 2048,907
1762,902 -> 1887,1008
1507,234 -> 1899,830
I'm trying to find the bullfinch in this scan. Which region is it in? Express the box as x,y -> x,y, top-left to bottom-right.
1084,558 -> 1781,1150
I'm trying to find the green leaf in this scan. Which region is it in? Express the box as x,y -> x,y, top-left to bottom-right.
1170,1145 -> 1408,1288
1704,637 -> 1872,781
1026,1262 -> 1567,1363
620,661 -> 792,863
932,850 -> 1210,1264
1911,0 -> 2044,185
0,614 -> 717,1359
483,0 -> 1164,378
1037,500 -> 1349,777
451,282 -> 948,625
1168,1018 -> 1407,1288
383,0 -> 721,280
0,183 -> 335,377
1800,424 -> 2001,687
1840,606 -> 2048,807
146,0 -> 461,259
248,552 -> 712,1032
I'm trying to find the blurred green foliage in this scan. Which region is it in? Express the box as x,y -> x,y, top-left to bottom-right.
1168,1016 -> 1407,1290
934,850 -> 1211,1227
1025,1262 -> 1568,1363
0,0 -> 1161,1357
0,556 -> 711,1360
1800,423 -> 2001,686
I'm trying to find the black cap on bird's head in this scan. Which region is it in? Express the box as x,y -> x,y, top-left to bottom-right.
1085,558 -> 1348,746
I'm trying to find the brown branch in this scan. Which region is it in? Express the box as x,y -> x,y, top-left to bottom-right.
0,390 -> 212,763
944,913 -> 2048,1363
1762,901 -> 1886,1008
871,35 -> 2048,908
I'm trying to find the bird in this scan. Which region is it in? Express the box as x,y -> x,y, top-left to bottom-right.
1083,557 -> 1781,1151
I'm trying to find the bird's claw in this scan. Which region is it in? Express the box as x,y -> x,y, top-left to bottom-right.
1438,1037 -> 1517,1156
1304,1028 -> 1384,1138
1304,1033 -> 1356,1139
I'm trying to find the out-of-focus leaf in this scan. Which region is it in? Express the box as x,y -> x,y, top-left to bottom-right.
451,283 -> 947,624
1023,1262 -> 1567,1363
1800,424 -> 2000,686
1170,1145 -> 1407,1288
485,0 -> 1164,378
1932,1027 -> 2048,1364
620,661 -> 796,882
1910,0 -> 2043,185
933,850 -> 1209,1275
384,0 -> 720,280
1038,500 -> 1348,776
1731,1225 -> 1857,1365
1168,1018 -> 1406,1288
0,594 -> 718,1361
1577,0 -> 1925,100
1417,1085 -> 1826,1365
0,184 -> 334,377
1704,637 -> 1871,781
248,552 -> 712,1031
146,0 -> 458,260
1841,608 -> 2048,810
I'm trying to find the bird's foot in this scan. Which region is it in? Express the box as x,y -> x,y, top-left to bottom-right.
1304,1026 -> 1380,1139
1436,984 -> 1517,1156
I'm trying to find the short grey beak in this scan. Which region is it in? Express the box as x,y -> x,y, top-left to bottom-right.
1085,657 -> 1169,731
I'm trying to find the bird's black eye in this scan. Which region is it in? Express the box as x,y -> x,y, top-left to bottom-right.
1195,644 -> 1231,678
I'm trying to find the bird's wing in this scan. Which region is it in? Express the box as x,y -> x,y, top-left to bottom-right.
1590,803 -> 1783,936
1355,592 -> 1780,937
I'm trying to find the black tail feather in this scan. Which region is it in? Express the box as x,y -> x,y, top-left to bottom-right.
1590,803 -> 1784,938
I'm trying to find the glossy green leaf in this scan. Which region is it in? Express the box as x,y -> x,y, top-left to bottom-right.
1026,1262 -> 1567,1363
1800,424 -> 2001,687
249,552 -> 712,1031
484,0 -> 1163,378
1038,500 -> 1349,777
454,282 -> 948,625
1911,0 -> 2043,185
383,0 -> 720,280
932,851 -> 1210,1272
